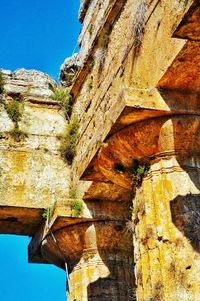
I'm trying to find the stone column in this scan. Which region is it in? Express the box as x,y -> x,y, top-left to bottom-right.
94,115 -> 200,300
41,221 -> 135,301
133,151 -> 200,299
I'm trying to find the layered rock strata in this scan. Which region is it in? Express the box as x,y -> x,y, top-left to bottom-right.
0,69 -> 69,235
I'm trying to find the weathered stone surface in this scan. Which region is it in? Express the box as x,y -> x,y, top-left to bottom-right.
66,0 -> 200,300
1,0 -> 200,300
71,0 -> 192,181
0,69 -> 69,230
88,115 -> 200,189
174,0 -> 200,41
78,0 -> 92,23
41,222 -> 135,300
3,68 -> 55,99
133,157 -> 200,300
0,206 -> 43,235
60,54 -> 81,87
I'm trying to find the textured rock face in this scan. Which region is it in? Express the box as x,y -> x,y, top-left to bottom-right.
3,68 -> 55,98
60,54 -> 81,87
133,157 -> 200,301
79,0 -> 92,22
0,69 -> 69,235
42,221 -> 135,300
1,0 -> 200,301
67,0 -> 200,300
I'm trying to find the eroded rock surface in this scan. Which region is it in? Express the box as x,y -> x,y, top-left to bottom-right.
2,68 -> 55,99
1,1 -> 200,301
79,0 -> 92,23
0,69 -> 69,235
60,54 -> 81,87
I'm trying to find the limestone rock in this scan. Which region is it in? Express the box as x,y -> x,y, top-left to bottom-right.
2,68 -> 55,99
60,54 -> 81,87
78,0 -> 92,23
0,68 -> 69,230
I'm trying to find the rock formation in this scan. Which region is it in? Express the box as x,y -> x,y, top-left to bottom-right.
0,0 -> 200,300
60,54 -> 81,87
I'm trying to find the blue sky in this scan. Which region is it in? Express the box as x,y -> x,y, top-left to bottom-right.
0,0 -> 81,79
0,0 -> 80,300
0,236 -> 66,300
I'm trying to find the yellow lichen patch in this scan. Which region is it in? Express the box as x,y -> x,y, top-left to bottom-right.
134,157 -> 200,300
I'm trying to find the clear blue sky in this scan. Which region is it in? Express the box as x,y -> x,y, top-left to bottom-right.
0,0 -> 80,300
0,0 -> 81,79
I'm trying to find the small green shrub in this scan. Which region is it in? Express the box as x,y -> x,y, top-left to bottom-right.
88,23 -> 93,35
42,205 -> 55,221
114,160 -> 149,177
10,127 -> 27,142
4,98 -> 27,142
5,100 -> 22,124
129,160 -> 149,177
0,70 -> 5,94
50,86 -> 73,117
59,117 -> 80,164
71,200 -> 83,216
129,160 -> 150,194
135,165 -> 149,177
42,209 -> 49,220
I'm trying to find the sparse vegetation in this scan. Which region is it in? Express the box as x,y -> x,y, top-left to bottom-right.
10,127 -> 27,142
59,117 -> 80,164
113,159 -> 149,179
71,199 -> 83,216
42,205 -> 56,221
114,160 -> 149,177
0,70 -> 5,94
5,100 -> 22,124
68,183 -> 83,216
51,86 -> 79,164
42,209 -> 49,220
134,164 -> 149,177
50,85 -> 73,118
88,23 -> 93,35
4,99 -> 27,142
129,160 -> 150,192
113,159 -> 149,195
